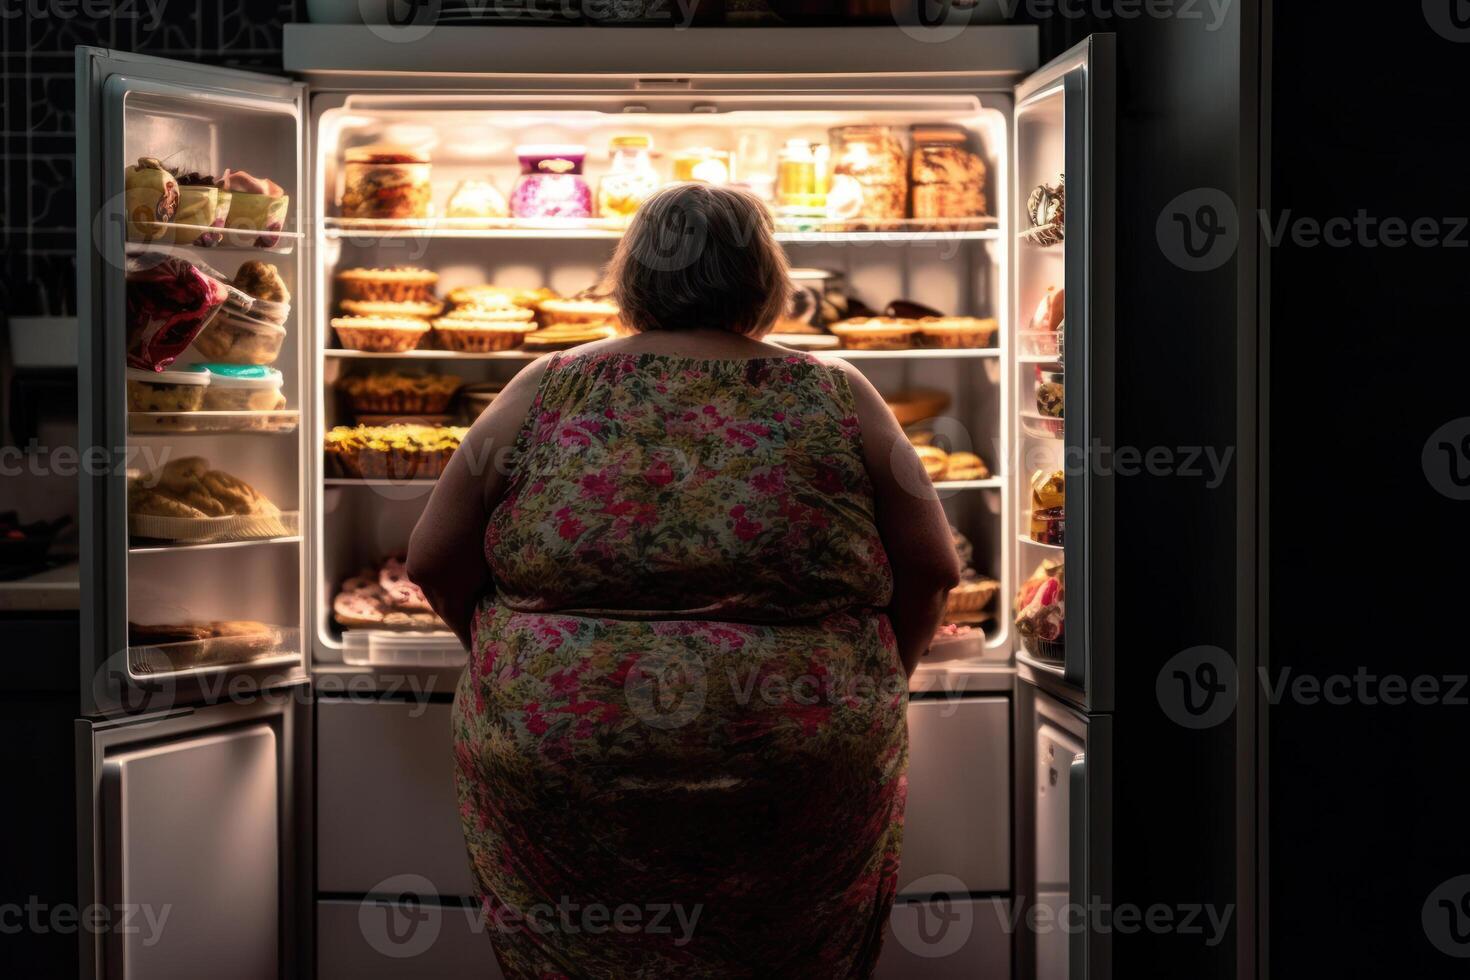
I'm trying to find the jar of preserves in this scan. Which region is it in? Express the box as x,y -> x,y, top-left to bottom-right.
510,145 -> 593,220
339,144 -> 431,221
909,124 -> 988,221
671,147 -> 731,185
776,139 -> 825,216
826,125 -> 907,225
597,135 -> 660,221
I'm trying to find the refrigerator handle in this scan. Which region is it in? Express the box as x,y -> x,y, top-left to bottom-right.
1069,752 -> 1087,979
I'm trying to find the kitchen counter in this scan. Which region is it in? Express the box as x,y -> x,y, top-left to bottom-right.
0,562 -> 80,613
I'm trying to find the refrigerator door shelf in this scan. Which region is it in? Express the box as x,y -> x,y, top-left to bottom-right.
1011,35 -> 1115,713
76,47 -> 311,716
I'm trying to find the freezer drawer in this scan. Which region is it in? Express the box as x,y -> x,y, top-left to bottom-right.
899,696 -> 1011,895
317,899 -> 503,979
317,699 -> 474,896
100,724 -> 279,979
877,897 -> 1012,979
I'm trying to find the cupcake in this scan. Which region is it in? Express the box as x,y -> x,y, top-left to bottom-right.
431,306 -> 537,352
917,316 -> 998,350
221,169 -> 289,248
829,316 -> 918,351
337,267 -> 439,305
124,158 -> 178,242
331,315 -> 429,353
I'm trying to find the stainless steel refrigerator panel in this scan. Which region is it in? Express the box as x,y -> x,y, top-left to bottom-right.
899,697 -> 1011,896
317,899 -> 504,980
316,699 -> 474,896
877,897 -> 1013,979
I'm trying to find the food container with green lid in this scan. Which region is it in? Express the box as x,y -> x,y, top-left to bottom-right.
197,364 -> 286,411
126,366 -> 210,412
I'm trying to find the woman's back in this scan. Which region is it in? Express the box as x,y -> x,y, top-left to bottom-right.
488,349 -> 893,620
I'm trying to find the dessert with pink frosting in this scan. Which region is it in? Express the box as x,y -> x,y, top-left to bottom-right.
221,168 -> 289,248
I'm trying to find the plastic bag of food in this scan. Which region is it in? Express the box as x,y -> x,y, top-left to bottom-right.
125,253 -> 229,370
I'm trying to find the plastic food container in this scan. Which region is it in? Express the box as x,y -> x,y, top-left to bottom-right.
247,295 -> 291,327
1036,370 -> 1064,418
510,145 -> 592,219
191,310 -> 287,365
342,629 -> 466,667
126,366 -> 209,412
198,364 -> 286,411
1017,330 -> 1063,359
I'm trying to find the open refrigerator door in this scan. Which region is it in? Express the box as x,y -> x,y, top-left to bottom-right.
1011,35 -> 1115,715
76,47 -> 311,716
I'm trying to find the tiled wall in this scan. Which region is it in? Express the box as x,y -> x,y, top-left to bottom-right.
1,1 -> 303,318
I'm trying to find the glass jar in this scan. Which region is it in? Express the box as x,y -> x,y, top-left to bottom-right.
510,145 -> 592,220
671,148 -> 731,185
597,135 -> 660,222
826,125 -> 908,225
909,124 -> 989,221
340,144 -> 431,221
776,139 -> 825,216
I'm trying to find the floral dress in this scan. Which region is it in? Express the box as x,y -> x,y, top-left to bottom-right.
453,351 -> 908,979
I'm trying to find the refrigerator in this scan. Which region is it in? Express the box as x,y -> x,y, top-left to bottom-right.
74,24 -> 1114,979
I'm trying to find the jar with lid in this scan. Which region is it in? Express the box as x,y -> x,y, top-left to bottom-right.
597,135 -> 660,222
776,139 -> 826,217
510,145 -> 593,220
671,148 -> 731,185
826,125 -> 908,225
909,124 -> 989,221
339,144 -> 431,221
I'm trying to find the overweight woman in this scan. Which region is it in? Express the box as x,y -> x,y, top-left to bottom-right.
408,183 -> 959,978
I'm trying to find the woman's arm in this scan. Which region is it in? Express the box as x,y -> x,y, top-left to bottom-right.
407,358 -> 551,649
836,361 -> 962,677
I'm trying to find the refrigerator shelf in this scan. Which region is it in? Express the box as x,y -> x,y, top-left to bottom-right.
1019,411 -> 1065,439
322,475 -> 1004,494
128,534 -> 302,555
935,478 -> 1004,491
323,215 -> 1005,245
128,627 -> 301,678
128,410 -> 300,435
1018,533 -> 1064,551
128,510 -> 301,546
127,225 -> 300,255
323,347 -> 1002,362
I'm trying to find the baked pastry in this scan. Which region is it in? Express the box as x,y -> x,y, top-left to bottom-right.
149,456 -> 281,517
917,316 -> 998,350
331,315 -> 429,353
340,298 -> 444,320
884,389 -> 950,427
520,324 -> 617,351
234,261 -> 291,304
447,285 -> 556,311
324,424 -> 467,480
914,445 -> 948,480
337,372 -> 463,415
380,556 -> 431,611
537,297 -> 620,328
445,179 -> 509,220
337,267 -> 439,305
946,577 -> 999,615
431,306 -> 538,352
830,317 -> 918,351
334,558 -> 447,631
943,452 -> 990,481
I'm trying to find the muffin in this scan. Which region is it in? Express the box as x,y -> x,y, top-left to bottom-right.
829,317 -> 918,351
337,267 -> 439,304
331,315 -> 430,353
917,316 -> 998,350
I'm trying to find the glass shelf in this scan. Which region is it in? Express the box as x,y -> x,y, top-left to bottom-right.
129,410 -> 300,435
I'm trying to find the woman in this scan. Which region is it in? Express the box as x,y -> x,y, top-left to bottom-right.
408,183 -> 960,978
